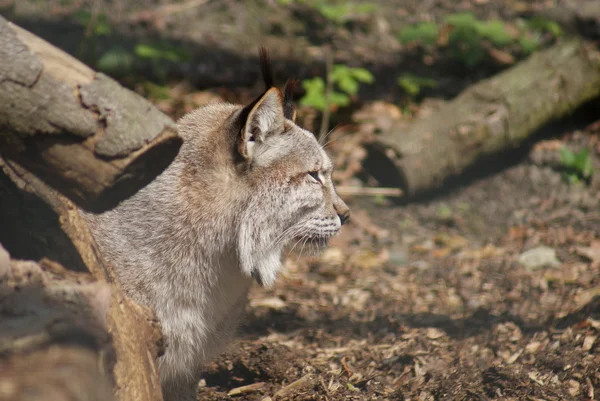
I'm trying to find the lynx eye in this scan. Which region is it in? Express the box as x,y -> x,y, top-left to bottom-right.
307,171 -> 322,184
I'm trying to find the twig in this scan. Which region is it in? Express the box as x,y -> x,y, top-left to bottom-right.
319,46 -> 334,139
155,0 -> 209,16
227,382 -> 265,396
274,374 -> 315,399
340,356 -> 353,377
335,186 -> 403,197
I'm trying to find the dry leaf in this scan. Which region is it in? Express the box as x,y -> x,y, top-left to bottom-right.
426,328 -> 445,340
582,336 -> 596,352
433,234 -> 468,250
349,249 -> 387,269
525,341 -> 542,353
250,297 -> 287,310
568,379 -> 581,397
487,47 -> 515,65
575,244 -> 600,265
321,247 -> 346,267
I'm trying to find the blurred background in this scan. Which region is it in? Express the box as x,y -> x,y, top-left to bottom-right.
2,1 -> 599,400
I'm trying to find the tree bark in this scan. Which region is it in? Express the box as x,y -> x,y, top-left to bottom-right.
0,157 -> 165,401
0,17 -> 169,401
0,247 -> 115,401
0,16 -> 182,213
537,0 -> 600,40
365,39 -> 600,196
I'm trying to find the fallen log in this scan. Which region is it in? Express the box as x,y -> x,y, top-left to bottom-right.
0,16 -> 182,213
0,157 -> 165,401
365,39 -> 600,197
0,17 -> 169,401
0,246 -> 115,401
536,0 -> 600,40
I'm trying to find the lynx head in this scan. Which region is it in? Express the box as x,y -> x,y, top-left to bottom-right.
178,48 -> 349,288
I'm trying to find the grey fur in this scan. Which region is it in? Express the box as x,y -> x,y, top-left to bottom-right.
84,88 -> 349,401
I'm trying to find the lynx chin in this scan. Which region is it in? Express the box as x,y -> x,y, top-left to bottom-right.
84,48 -> 350,401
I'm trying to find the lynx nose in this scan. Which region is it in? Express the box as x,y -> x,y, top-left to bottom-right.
338,209 -> 350,225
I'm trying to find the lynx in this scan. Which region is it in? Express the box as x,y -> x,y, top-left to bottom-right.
85,49 -> 349,401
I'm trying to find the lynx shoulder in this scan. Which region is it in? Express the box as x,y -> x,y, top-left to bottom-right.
85,48 -> 349,401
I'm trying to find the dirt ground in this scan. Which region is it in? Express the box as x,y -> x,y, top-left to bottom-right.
3,0 -> 600,400
199,136 -> 599,401
195,125 -> 600,400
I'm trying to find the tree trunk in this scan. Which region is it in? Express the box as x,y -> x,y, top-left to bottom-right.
365,39 -> 600,196
0,247 -> 115,401
0,154 -> 165,401
0,16 -> 182,213
0,18 -> 170,401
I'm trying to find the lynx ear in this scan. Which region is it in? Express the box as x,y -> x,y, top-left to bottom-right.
238,87 -> 285,159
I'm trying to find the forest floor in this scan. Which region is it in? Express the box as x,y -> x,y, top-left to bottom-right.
3,0 -> 600,400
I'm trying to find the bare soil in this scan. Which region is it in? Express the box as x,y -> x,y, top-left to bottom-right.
198,127 -> 600,401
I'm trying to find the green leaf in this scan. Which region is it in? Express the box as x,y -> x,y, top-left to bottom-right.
330,64 -> 350,83
519,35 -> 539,54
444,12 -> 477,29
354,3 -> 377,15
134,43 -> 190,62
477,20 -> 512,46
397,73 -> 438,96
565,173 -> 580,184
300,77 -> 327,111
314,2 -> 376,24
560,147 -> 594,181
73,10 -> 92,25
94,14 -> 112,36
316,4 -> 348,24
527,17 -> 563,37
573,149 -> 593,178
134,44 -> 164,59
97,47 -> 133,73
559,147 -> 576,167
350,67 -> 374,83
329,91 -> 351,107
337,75 -> 359,95
73,11 -> 111,35
398,22 -> 439,45
398,77 -> 420,96
142,81 -> 171,100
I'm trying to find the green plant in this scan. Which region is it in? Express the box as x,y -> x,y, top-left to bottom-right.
518,34 -> 539,55
526,16 -> 563,38
559,147 -> 594,183
397,73 -> 438,96
74,11 -> 112,36
96,46 -> 134,74
444,13 -> 513,67
315,2 -> 377,24
134,43 -> 190,63
398,21 -> 439,45
279,0 -> 377,24
140,81 -> 171,101
74,11 -> 112,64
300,64 -> 374,111
73,10 -> 190,80
398,12 -> 562,69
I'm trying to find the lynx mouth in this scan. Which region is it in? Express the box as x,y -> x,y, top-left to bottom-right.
291,235 -> 331,249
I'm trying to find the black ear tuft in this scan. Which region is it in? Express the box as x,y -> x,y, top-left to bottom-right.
258,46 -> 274,89
283,79 -> 298,121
